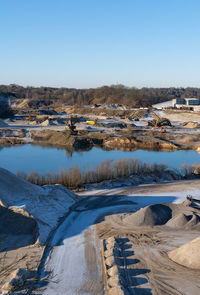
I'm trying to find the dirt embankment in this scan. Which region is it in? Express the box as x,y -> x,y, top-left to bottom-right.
104,134 -> 179,150
30,129 -> 106,149
0,128 -> 26,145
30,128 -> 183,151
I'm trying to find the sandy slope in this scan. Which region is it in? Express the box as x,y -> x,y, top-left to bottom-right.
0,168 -> 78,245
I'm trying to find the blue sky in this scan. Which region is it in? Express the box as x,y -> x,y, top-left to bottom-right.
1,0 -> 200,88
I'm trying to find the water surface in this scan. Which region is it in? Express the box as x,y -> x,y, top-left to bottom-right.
0,144 -> 199,175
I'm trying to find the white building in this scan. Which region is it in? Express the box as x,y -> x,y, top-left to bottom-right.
172,98 -> 200,111
153,98 -> 200,111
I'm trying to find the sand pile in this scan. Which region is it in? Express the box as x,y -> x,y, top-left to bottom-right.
0,205 -> 38,251
165,213 -> 191,228
183,121 -> 199,128
0,119 -> 8,127
0,168 -> 78,244
0,205 -> 37,236
168,237 -> 200,269
15,98 -> 30,109
28,120 -> 40,126
166,213 -> 199,228
124,204 -> 172,226
124,201 -> 200,229
0,168 -> 43,207
40,119 -> 55,126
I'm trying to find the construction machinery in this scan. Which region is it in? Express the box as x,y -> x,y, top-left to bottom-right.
66,115 -> 79,135
148,109 -> 171,128
186,195 -> 200,204
86,118 -> 98,125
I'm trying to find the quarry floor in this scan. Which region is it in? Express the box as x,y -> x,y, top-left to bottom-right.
1,108 -> 200,151
25,179 -> 200,295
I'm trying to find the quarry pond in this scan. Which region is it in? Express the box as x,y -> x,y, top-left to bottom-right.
0,144 -> 200,175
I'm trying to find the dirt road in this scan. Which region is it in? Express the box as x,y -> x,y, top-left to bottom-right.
34,196 -> 137,295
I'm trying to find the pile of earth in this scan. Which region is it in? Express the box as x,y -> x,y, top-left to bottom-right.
183,121 -> 199,128
14,98 -> 30,109
40,119 -> 55,126
124,200 -> 200,229
40,118 -> 66,126
0,205 -> 38,251
168,236 -> 200,269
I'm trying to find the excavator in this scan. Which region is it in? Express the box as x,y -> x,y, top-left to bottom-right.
148,109 -> 171,128
66,115 -> 79,135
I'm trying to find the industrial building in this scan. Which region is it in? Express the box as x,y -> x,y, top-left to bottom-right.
153,97 -> 200,111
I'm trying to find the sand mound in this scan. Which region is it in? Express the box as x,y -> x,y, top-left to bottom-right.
168,237 -> 200,269
41,119 -> 55,126
0,205 -> 37,236
0,205 -> 38,251
0,119 -> 8,127
0,168 -> 78,244
124,201 -> 200,229
29,120 -> 40,126
165,213 -> 192,228
0,168 -> 43,207
15,98 -> 30,109
183,121 -> 199,128
124,204 -> 172,226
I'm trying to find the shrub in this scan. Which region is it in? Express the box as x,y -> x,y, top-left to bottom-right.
17,158 -> 171,188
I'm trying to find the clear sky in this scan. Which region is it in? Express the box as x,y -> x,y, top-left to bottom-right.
1,0 -> 200,88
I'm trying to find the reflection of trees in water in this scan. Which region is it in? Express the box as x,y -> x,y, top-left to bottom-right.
31,142 -> 93,158
0,144 -> 14,151
102,146 -> 137,152
65,145 -> 93,158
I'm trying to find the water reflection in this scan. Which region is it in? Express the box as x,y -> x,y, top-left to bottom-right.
31,142 -> 93,158
0,144 -> 199,175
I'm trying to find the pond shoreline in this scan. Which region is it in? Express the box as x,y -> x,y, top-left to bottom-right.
0,144 -> 200,176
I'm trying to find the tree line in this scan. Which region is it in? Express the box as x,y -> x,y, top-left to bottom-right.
0,84 -> 200,108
